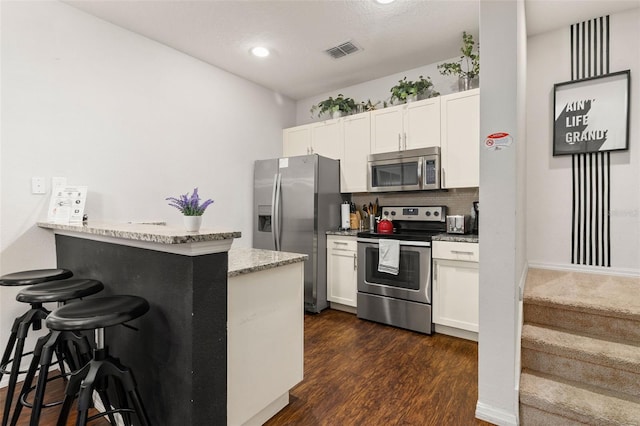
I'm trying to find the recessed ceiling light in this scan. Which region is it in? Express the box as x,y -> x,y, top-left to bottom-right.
375,0 -> 395,4
251,46 -> 270,58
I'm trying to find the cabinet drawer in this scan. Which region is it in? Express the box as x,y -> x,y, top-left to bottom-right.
327,236 -> 357,251
433,241 -> 479,262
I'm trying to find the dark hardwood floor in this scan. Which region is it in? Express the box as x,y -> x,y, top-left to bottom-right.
266,309 -> 492,426
2,309 -> 490,425
0,380 -> 110,426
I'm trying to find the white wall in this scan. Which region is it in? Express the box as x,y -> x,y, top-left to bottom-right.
0,0 -> 294,384
475,1 -> 524,425
526,9 -> 640,274
296,58 -> 472,126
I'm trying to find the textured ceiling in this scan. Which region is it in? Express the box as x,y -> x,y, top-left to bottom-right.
64,0 -> 639,101
64,0 -> 480,100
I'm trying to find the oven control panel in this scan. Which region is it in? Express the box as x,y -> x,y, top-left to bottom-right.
381,206 -> 447,222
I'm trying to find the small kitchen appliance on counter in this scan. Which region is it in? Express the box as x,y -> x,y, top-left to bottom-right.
356,205 -> 447,334
446,215 -> 472,234
340,201 -> 351,230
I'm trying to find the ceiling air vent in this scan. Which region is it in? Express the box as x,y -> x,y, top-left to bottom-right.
325,41 -> 361,59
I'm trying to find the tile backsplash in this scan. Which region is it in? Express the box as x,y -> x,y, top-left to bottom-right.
350,188 -> 479,217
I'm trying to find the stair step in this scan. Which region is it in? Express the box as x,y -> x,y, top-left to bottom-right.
520,370 -> 640,425
524,268 -> 640,342
522,324 -> 640,397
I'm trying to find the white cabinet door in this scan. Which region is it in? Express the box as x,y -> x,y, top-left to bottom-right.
440,89 -> 480,188
371,98 -> 442,154
370,105 -> 404,154
341,113 -> 371,193
311,119 -> 342,160
326,236 -> 357,307
405,97 -> 441,150
432,258 -> 479,332
283,125 -> 311,157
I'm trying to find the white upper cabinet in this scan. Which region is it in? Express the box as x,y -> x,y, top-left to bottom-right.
370,104 -> 404,153
282,119 -> 342,160
283,125 -> 312,157
341,113 -> 371,193
311,119 -> 342,160
370,97 -> 441,154
405,97 -> 441,150
440,89 -> 480,189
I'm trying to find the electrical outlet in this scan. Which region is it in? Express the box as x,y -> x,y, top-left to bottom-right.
31,177 -> 46,194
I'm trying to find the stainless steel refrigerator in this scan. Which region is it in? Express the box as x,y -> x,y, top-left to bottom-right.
253,154 -> 342,313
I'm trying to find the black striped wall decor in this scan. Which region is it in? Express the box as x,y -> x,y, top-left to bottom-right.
570,16 -> 611,267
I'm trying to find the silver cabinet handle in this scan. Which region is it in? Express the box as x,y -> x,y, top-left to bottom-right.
333,242 -> 348,245
441,168 -> 446,188
398,134 -> 401,151
353,253 -> 357,270
403,132 -> 407,150
451,250 -> 475,255
433,263 -> 437,287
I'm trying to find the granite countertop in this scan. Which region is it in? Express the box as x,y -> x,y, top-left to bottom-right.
326,229 -> 360,237
432,233 -> 479,243
37,221 -> 241,244
228,247 -> 308,277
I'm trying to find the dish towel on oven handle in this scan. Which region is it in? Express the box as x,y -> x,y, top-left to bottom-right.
378,239 -> 400,275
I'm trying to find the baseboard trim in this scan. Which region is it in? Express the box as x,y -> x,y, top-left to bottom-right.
328,302 -> 357,315
475,401 -> 518,426
527,262 -> 640,277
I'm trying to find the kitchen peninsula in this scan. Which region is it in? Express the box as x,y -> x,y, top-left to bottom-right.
37,221 -> 306,425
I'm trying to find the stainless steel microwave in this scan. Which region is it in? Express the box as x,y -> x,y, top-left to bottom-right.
367,147 -> 441,192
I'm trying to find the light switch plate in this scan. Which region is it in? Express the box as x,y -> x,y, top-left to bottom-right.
32,177 -> 46,194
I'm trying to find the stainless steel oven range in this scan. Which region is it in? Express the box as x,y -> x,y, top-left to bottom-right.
357,206 -> 447,334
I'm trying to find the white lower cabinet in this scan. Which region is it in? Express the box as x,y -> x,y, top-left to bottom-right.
326,235 -> 358,311
432,241 -> 479,341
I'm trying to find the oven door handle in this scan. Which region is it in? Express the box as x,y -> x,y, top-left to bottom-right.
356,238 -> 431,247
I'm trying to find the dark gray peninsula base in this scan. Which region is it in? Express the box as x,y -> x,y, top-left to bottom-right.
38,222 -> 240,425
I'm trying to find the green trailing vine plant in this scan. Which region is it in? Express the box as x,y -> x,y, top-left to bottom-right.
437,31 -> 480,80
389,76 -> 439,104
310,94 -> 357,118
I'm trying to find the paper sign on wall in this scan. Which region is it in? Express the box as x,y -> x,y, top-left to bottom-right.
47,186 -> 88,223
484,132 -> 513,151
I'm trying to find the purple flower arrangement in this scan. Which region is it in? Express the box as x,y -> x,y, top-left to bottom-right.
166,188 -> 214,216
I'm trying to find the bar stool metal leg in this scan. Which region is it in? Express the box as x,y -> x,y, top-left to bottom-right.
9,332 -> 49,426
1,307 -> 48,426
24,331 -> 93,426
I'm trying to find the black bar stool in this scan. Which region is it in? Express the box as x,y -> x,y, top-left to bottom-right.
48,295 -> 151,426
0,269 -> 73,426
7,278 -> 104,426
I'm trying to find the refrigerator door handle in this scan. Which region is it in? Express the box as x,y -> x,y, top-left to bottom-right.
274,173 -> 282,251
271,173 -> 279,250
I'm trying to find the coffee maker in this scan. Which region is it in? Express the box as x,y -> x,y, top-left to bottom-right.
472,201 -> 479,233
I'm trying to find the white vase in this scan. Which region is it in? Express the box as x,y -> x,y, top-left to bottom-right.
331,110 -> 343,119
405,94 -> 417,103
183,215 -> 202,232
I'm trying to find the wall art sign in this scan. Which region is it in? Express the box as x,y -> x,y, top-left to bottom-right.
553,70 -> 630,156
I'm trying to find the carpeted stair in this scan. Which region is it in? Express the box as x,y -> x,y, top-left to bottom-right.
520,268 -> 640,425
